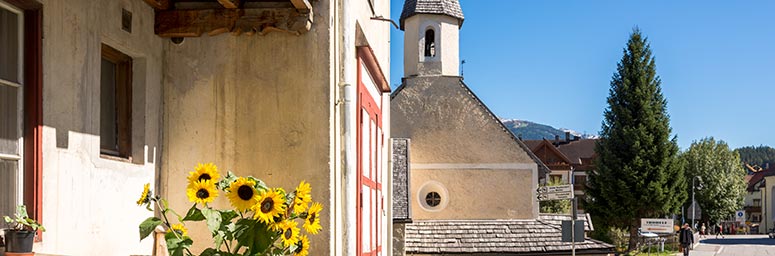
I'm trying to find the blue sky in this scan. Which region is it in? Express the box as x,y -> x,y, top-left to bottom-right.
388,0 -> 775,150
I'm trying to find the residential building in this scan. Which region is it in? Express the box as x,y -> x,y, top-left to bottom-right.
0,0 -> 393,255
746,166 -> 775,233
523,135 -> 598,212
389,0 -> 613,255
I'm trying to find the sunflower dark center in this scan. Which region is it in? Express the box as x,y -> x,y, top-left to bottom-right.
260,198 -> 274,213
308,213 -> 317,224
284,228 -> 293,239
196,189 -> 210,199
198,174 -> 212,181
237,186 -> 254,200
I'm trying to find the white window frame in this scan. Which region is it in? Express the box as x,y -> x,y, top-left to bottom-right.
0,0 -> 25,212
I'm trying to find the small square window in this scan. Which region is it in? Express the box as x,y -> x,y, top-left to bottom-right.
100,44 -> 132,159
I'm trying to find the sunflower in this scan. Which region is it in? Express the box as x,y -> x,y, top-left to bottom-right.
303,202 -> 323,234
187,163 -> 220,188
169,223 -> 188,237
294,235 -> 310,256
293,181 -> 312,213
252,189 -> 286,224
136,183 -> 151,205
227,177 -> 258,212
186,179 -> 219,205
278,219 -> 300,248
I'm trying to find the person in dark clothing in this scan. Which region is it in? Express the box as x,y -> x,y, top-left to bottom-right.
715,223 -> 725,239
679,223 -> 694,256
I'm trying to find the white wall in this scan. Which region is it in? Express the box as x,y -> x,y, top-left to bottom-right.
37,0 -> 164,255
403,14 -> 460,77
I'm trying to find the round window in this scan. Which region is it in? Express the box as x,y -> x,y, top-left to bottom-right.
425,192 -> 441,207
417,181 -> 448,212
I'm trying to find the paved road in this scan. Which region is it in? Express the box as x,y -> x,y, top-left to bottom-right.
681,235 -> 775,256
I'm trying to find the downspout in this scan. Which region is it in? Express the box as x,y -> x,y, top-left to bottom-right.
340,0 -> 357,255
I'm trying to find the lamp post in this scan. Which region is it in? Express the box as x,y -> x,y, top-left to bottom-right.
692,176 -> 703,229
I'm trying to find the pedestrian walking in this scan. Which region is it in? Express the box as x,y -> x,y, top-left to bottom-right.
700,223 -> 707,238
715,223 -> 725,239
679,223 -> 694,256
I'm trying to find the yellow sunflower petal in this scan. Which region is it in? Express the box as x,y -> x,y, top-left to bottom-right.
252,188 -> 286,224
303,202 -> 323,234
169,223 -> 188,237
227,177 -> 258,212
293,181 -> 312,213
187,163 -> 220,188
279,220 -> 300,248
136,183 -> 151,205
186,179 -> 218,205
295,235 -> 310,256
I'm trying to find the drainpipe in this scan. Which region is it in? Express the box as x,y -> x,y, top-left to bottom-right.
340,0 -> 357,255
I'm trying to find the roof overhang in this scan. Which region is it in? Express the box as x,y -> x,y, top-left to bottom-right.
143,0 -> 314,37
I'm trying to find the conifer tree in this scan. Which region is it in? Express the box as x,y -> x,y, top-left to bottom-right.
586,28 -> 686,251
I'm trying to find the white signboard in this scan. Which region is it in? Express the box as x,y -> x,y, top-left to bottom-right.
536,185 -> 574,201
735,210 -> 745,222
537,185 -> 573,194
641,218 -> 673,234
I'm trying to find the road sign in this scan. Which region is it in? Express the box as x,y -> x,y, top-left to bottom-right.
561,220 -> 585,242
537,191 -> 574,201
537,185 -> 573,194
641,218 -> 673,234
537,185 -> 574,201
735,210 -> 745,222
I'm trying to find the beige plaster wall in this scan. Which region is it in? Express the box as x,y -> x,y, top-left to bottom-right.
762,176 -> 775,234
391,76 -> 535,164
402,15 -> 460,77
36,0 -> 164,255
410,168 -> 535,220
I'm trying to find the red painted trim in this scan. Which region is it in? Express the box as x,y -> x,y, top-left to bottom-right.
356,46 -> 390,93
13,0 -> 44,242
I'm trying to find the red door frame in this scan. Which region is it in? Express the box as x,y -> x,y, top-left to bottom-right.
355,46 -> 390,256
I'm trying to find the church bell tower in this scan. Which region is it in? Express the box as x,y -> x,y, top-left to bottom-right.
400,0 -> 464,78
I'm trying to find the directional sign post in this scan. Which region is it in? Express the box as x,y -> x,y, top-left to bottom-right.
537,185 -> 574,201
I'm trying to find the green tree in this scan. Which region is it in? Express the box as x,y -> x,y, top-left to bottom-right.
585,28 -> 686,251
683,138 -> 747,223
735,145 -> 775,169
539,179 -> 571,214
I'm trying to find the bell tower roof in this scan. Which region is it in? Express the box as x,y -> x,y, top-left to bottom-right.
399,0 -> 464,30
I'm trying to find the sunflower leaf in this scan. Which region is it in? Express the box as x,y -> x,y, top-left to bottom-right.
183,204 -> 205,221
214,230 -> 225,250
139,217 -> 163,241
202,207 -> 222,234
200,248 -> 220,256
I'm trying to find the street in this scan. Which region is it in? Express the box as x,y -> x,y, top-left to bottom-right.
685,235 -> 775,256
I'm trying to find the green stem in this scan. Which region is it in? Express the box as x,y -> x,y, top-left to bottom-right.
154,198 -> 195,256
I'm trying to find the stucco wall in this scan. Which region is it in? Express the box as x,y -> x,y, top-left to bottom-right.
410,168 -> 535,220
391,76 -> 539,220
402,15 -> 459,77
37,0 -> 164,255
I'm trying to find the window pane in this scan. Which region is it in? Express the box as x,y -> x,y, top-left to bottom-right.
362,186 -> 371,252
0,7 -> 19,83
361,110 -> 370,179
0,85 -> 19,155
0,159 -> 18,218
100,59 -> 118,152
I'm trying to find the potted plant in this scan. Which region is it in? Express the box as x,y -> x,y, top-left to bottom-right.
3,205 -> 45,255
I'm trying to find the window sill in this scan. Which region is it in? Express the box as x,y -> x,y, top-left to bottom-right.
99,153 -> 133,163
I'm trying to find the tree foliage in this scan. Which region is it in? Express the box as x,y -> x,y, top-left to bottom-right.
735,145 -> 775,169
683,138 -> 747,222
585,28 -> 686,251
539,179 -> 571,214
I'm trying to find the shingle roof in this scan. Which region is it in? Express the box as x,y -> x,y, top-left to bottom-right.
556,139 -> 598,165
538,213 -> 594,232
405,219 -> 614,255
392,138 -> 412,222
399,0 -> 464,30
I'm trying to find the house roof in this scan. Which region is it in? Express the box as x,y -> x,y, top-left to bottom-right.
405,219 -> 614,255
399,0 -> 465,30
556,139 -> 598,165
747,167 -> 775,192
392,138 -> 412,223
537,213 -> 594,232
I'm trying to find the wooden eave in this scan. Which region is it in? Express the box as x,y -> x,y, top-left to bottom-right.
143,0 -> 314,37
357,46 -> 391,93
532,139 -> 573,167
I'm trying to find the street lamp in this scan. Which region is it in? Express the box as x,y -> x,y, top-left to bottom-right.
692,176 -> 703,229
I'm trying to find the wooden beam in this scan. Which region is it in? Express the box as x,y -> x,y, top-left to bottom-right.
290,0 -> 311,11
217,0 -> 242,9
143,0 -> 170,10
155,8 -> 311,37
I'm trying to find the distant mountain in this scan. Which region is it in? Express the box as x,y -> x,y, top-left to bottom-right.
500,119 -> 597,141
